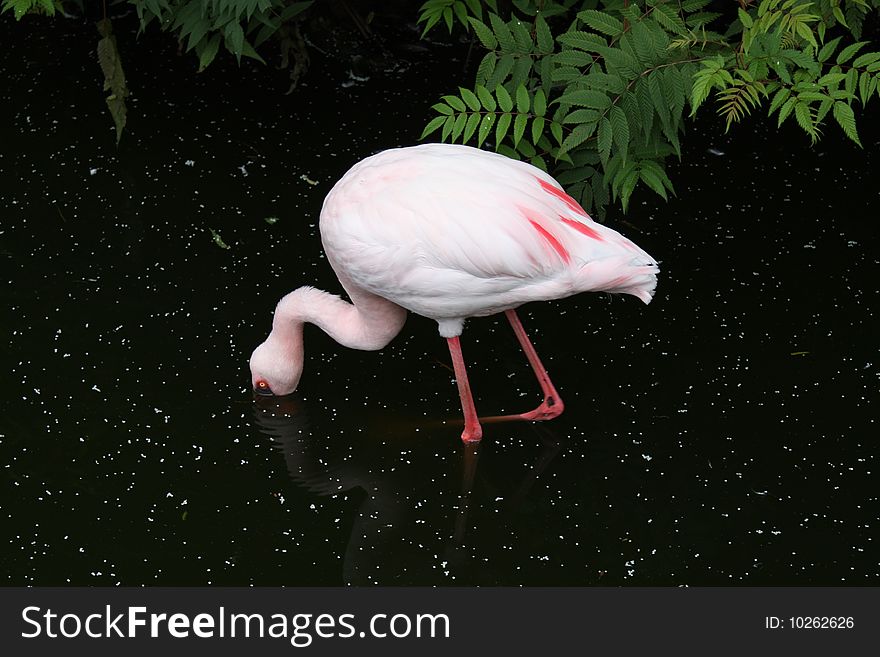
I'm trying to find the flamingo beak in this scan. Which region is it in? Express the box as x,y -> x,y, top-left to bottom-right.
253,381 -> 274,396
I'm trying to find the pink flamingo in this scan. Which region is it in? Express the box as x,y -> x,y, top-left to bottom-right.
250,144 -> 658,442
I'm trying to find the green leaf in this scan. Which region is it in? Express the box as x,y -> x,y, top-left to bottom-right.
510,56 -> 534,89
635,78 -> 654,143
619,167 -> 639,212
859,71 -> 872,105
817,36 -> 841,63
535,13 -> 554,53
818,72 -> 847,88
577,9 -> 623,37
185,19 -> 210,53
559,122 -> 597,155
680,0 -> 713,10
651,4 -> 688,36
737,8 -> 753,29
495,112 -> 512,145
451,113 -> 467,142
510,17 -> 533,53
516,138 -> 536,158
513,113 -> 528,146
832,101 -> 861,146
797,91 -> 830,102
844,68 -> 858,98
640,159 -> 675,196
476,52 -> 497,84
238,38 -> 264,64
460,87 -> 481,111
586,71 -> 626,94
553,50 -> 594,67
420,114 -> 447,140
533,88 -> 547,117
853,52 -> 880,68
794,21 -> 817,52
197,33 -> 221,72
782,49 -> 819,71
550,120 -> 563,145
463,112 -> 481,143
597,117 -> 612,165
443,94 -> 467,112
794,101 -> 816,140
496,85 -> 513,112
489,12 -> 515,51
35,0 -> 53,15
557,89 -> 611,110
453,1 -> 468,29
639,166 -> 668,200
777,97 -> 796,126
602,47 -> 641,79
488,53 -> 515,88
515,84 -> 530,113
837,42 -> 868,65
476,85 -> 496,111
563,109 -> 600,124
477,113 -> 496,147
769,58 -> 792,84
2,0 -> 31,20
557,30 -> 607,52
441,115 -> 455,141
539,55 -> 554,91
531,116 -> 545,145
609,105 -> 629,163
224,21 -> 245,59
620,91 -> 643,141
768,87 -> 791,114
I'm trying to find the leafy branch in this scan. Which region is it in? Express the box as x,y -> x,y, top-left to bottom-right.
419,0 -> 880,216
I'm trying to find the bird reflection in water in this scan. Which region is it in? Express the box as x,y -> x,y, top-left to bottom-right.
251,395 -> 566,585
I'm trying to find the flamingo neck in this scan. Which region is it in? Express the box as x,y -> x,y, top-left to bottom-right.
272,285 -> 406,352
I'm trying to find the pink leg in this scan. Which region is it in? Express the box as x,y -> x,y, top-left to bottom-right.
481,309 -> 565,423
446,336 -> 483,443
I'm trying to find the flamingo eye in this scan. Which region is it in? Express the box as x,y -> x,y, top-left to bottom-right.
254,380 -> 273,396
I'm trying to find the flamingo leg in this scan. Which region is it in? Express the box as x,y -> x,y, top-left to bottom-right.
480,309 -> 565,424
446,336 -> 483,443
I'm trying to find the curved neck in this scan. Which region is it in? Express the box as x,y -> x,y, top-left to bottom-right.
272,284 -> 406,353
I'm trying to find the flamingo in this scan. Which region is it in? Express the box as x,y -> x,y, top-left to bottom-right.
249,143 -> 658,442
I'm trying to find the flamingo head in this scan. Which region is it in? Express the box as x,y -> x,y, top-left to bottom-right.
248,337 -> 303,397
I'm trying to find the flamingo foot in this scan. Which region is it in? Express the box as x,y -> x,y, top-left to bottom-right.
460,424 -> 483,443
480,394 -> 565,424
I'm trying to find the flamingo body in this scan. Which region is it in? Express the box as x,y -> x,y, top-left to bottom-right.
250,144 -> 658,441
320,144 -> 657,336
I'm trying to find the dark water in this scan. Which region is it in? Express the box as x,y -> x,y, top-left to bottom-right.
1,14 -> 877,586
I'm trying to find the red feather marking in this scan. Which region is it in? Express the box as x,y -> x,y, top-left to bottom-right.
537,178 -> 590,217
528,219 -> 571,264
560,216 -> 604,241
